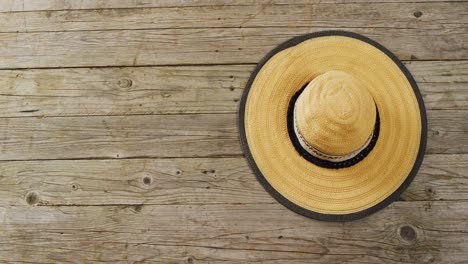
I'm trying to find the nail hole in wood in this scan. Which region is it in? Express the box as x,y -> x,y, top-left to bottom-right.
424,202 -> 432,212
426,186 -> 435,196
143,176 -> 152,185
413,11 -> 423,18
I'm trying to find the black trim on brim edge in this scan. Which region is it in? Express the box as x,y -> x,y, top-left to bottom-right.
238,31 -> 428,222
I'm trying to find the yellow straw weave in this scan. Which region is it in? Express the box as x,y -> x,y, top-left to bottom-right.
244,35 -> 422,214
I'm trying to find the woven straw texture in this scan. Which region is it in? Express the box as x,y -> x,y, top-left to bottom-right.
295,70 -> 377,156
244,35 -> 422,214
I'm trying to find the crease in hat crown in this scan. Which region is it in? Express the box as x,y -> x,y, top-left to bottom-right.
293,70 -> 377,159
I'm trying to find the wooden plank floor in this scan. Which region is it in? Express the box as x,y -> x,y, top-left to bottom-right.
0,0 -> 467,263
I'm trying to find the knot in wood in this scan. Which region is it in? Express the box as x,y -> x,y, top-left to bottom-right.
142,176 -> 152,185
399,225 -> 417,242
117,78 -> 133,88
25,191 -> 39,206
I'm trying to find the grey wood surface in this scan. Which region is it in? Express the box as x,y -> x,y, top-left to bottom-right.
0,155 -> 466,206
0,0 -> 467,263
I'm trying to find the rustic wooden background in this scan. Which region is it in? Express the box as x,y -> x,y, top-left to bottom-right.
0,0 -> 467,263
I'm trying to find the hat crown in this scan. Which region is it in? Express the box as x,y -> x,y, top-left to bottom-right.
294,70 -> 376,156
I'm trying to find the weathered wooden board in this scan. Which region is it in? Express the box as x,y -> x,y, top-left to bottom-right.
0,113 -> 240,160
401,154 -> 468,201
0,110 -> 464,161
0,154 -> 465,206
0,61 -> 466,118
0,201 -> 466,263
1,2 -> 464,33
406,61 -> 468,111
0,27 -> 465,70
427,110 -> 468,154
0,0 -> 464,12
0,65 -> 247,117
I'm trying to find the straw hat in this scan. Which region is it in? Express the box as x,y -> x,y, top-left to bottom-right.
239,31 -> 427,221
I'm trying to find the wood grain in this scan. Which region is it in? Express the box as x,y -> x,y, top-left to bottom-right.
1,2 -> 464,33
0,1 -> 466,263
402,154 -> 468,201
0,110 -> 464,161
0,113 -> 240,160
0,201 -> 466,263
1,0 -> 464,12
0,154 -> 465,206
0,26 -> 465,70
0,61 -> 466,118
427,110 -> 468,154
0,65 -> 248,117
406,61 -> 468,110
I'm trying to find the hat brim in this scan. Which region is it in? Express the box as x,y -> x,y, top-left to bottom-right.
239,31 -> 427,222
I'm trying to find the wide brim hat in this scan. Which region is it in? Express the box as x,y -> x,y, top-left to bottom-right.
239,31 -> 427,221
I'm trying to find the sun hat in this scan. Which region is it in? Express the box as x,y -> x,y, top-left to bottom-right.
239,31 -> 427,221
